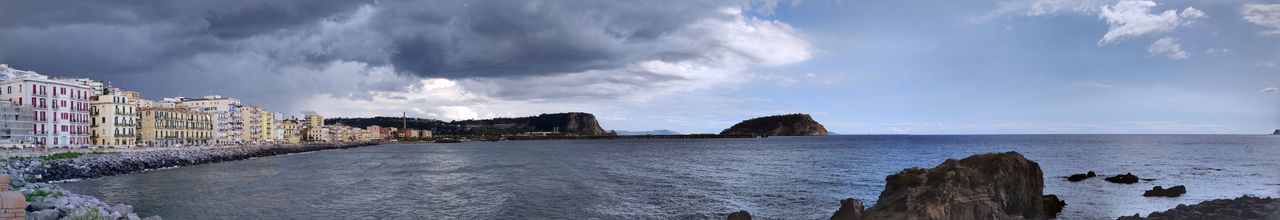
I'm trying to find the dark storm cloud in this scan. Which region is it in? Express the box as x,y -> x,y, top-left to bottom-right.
0,0 -> 756,78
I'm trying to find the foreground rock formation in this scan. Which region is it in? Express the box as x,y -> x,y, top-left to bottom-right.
1117,196 -> 1280,219
720,114 -> 828,137
726,210 -> 752,220
861,152 -> 1048,219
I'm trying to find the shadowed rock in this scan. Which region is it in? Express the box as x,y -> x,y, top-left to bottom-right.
1067,171 -> 1096,182
726,210 -> 752,220
1105,173 -> 1139,184
1043,195 -> 1067,218
830,198 -> 865,220
861,152 -> 1049,219
1142,185 -> 1187,197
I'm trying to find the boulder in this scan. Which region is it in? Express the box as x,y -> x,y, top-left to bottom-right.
830,198 -> 865,220
1042,195 -> 1066,218
1066,171 -> 1096,182
862,152 -> 1048,219
28,209 -> 60,220
1105,173 -> 1139,184
142,216 -> 163,220
111,204 -> 134,216
1142,185 -> 1187,197
726,210 -> 752,220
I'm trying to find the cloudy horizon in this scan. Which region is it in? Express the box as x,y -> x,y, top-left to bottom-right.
1,0 -> 1277,134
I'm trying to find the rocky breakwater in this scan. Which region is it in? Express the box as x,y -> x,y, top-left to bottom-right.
720,114 -> 828,137
8,142 -> 377,182
4,142 -> 377,220
829,152 -> 1064,220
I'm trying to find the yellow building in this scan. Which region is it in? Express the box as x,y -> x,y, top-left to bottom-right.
89,93 -> 137,147
281,119 -> 301,144
304,126 -> 330,142
305,113 -> 324,128
258,110 -> 275,142
139,107 -> 213,147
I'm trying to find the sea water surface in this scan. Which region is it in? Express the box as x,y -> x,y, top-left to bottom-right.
57,135 -> 1280,219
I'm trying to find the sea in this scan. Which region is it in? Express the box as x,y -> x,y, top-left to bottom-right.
56,135 -> 1280,219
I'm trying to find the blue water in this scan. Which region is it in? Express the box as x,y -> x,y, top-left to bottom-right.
57,135 -> 1280,219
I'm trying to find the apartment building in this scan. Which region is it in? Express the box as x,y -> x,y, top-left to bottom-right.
89,92 -> 138,147
139,107 -> 213,147
176,96 -> 243,145
0,100 -> 34,148
0,67 -> 92,148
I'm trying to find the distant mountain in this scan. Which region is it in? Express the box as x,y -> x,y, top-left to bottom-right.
327,112 -> 606,136
1273,129 -> 1279,135
720,114 -> 828,136
616,130 -> 682,135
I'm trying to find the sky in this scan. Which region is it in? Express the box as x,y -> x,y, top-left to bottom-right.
0,0 -> 1277,134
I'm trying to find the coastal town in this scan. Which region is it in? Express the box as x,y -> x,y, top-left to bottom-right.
0,64 -> 429,150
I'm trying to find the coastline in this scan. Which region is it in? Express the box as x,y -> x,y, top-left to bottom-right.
3,142 -> 382,220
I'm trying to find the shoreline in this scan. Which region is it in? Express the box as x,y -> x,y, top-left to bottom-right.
3,142 -> 382,220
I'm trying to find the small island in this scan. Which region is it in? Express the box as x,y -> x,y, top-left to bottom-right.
720,114 -> 829,137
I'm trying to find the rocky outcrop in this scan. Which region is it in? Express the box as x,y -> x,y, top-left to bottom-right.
1273,129 -> 1280,135
1117,196 -> 1280,219
726,210 -> 752,220
19,183 -> 160,220
1067,171 -> 1096,182
1142,185 -> 1187,197
830,198 -> 865,220
720,114 -> 828,137
857,152 -> 1049,219
1105,173 -> 1140,184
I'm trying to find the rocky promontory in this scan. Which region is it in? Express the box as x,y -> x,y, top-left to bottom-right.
813,152 -> 1060,220
720,114 -> 828,137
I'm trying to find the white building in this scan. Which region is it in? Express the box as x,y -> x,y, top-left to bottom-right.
0,100 -> 35,148
177,96 -> 243,145
0,65 -> 92,148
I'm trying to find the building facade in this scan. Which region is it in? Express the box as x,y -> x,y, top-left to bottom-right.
177,96 -> 242,145
89,93 -> 137,147
0,75 -> 93,148
139,108 -> 213,147
281,119 -> 301,144
0,100 -> 34,148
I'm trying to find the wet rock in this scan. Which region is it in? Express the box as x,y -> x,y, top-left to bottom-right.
726,210 -> 752,220
1042,195 -> 1066,218
112,204 -> 134,216
863,152 -> 1049,219
28,209 -> 60,220
1142,185 -> 1187,197
1105,173 -> 1139,184
830,198 -> 864,220
1067,171 -> 1096,182
127,213 -> 141,220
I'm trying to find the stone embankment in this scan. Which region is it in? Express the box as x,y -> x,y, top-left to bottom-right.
7,142 -> 378,183
3,142 -> 379,220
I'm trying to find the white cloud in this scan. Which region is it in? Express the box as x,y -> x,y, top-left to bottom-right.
1083,81 -> 1117,89
1147,37 -> 1190,60
1259,61 -> 1280,68
1098,1 -> 1206,44
1205,48 -> 1230,54
1262,87 -> 1279,93
1244,4 -> 1280,35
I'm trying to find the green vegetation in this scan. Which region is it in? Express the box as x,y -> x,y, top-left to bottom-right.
68,205 -> 111,220
25,189 -> 64,201
39,152 -> 121,161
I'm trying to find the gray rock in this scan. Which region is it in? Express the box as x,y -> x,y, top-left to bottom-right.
111,204 -> 133,216
126,213 -> 140,220
142,216 -> 162,220
28,209 -> 60,220
28,201 -> 57,211
830,198 -> 864,220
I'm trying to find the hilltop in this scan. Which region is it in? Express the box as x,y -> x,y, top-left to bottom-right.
720,114 -> 829,137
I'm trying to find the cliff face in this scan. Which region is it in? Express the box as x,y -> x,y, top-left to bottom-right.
327,112 -> 606,136
719,114 -> 828,136
862,152 -> 1047,219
